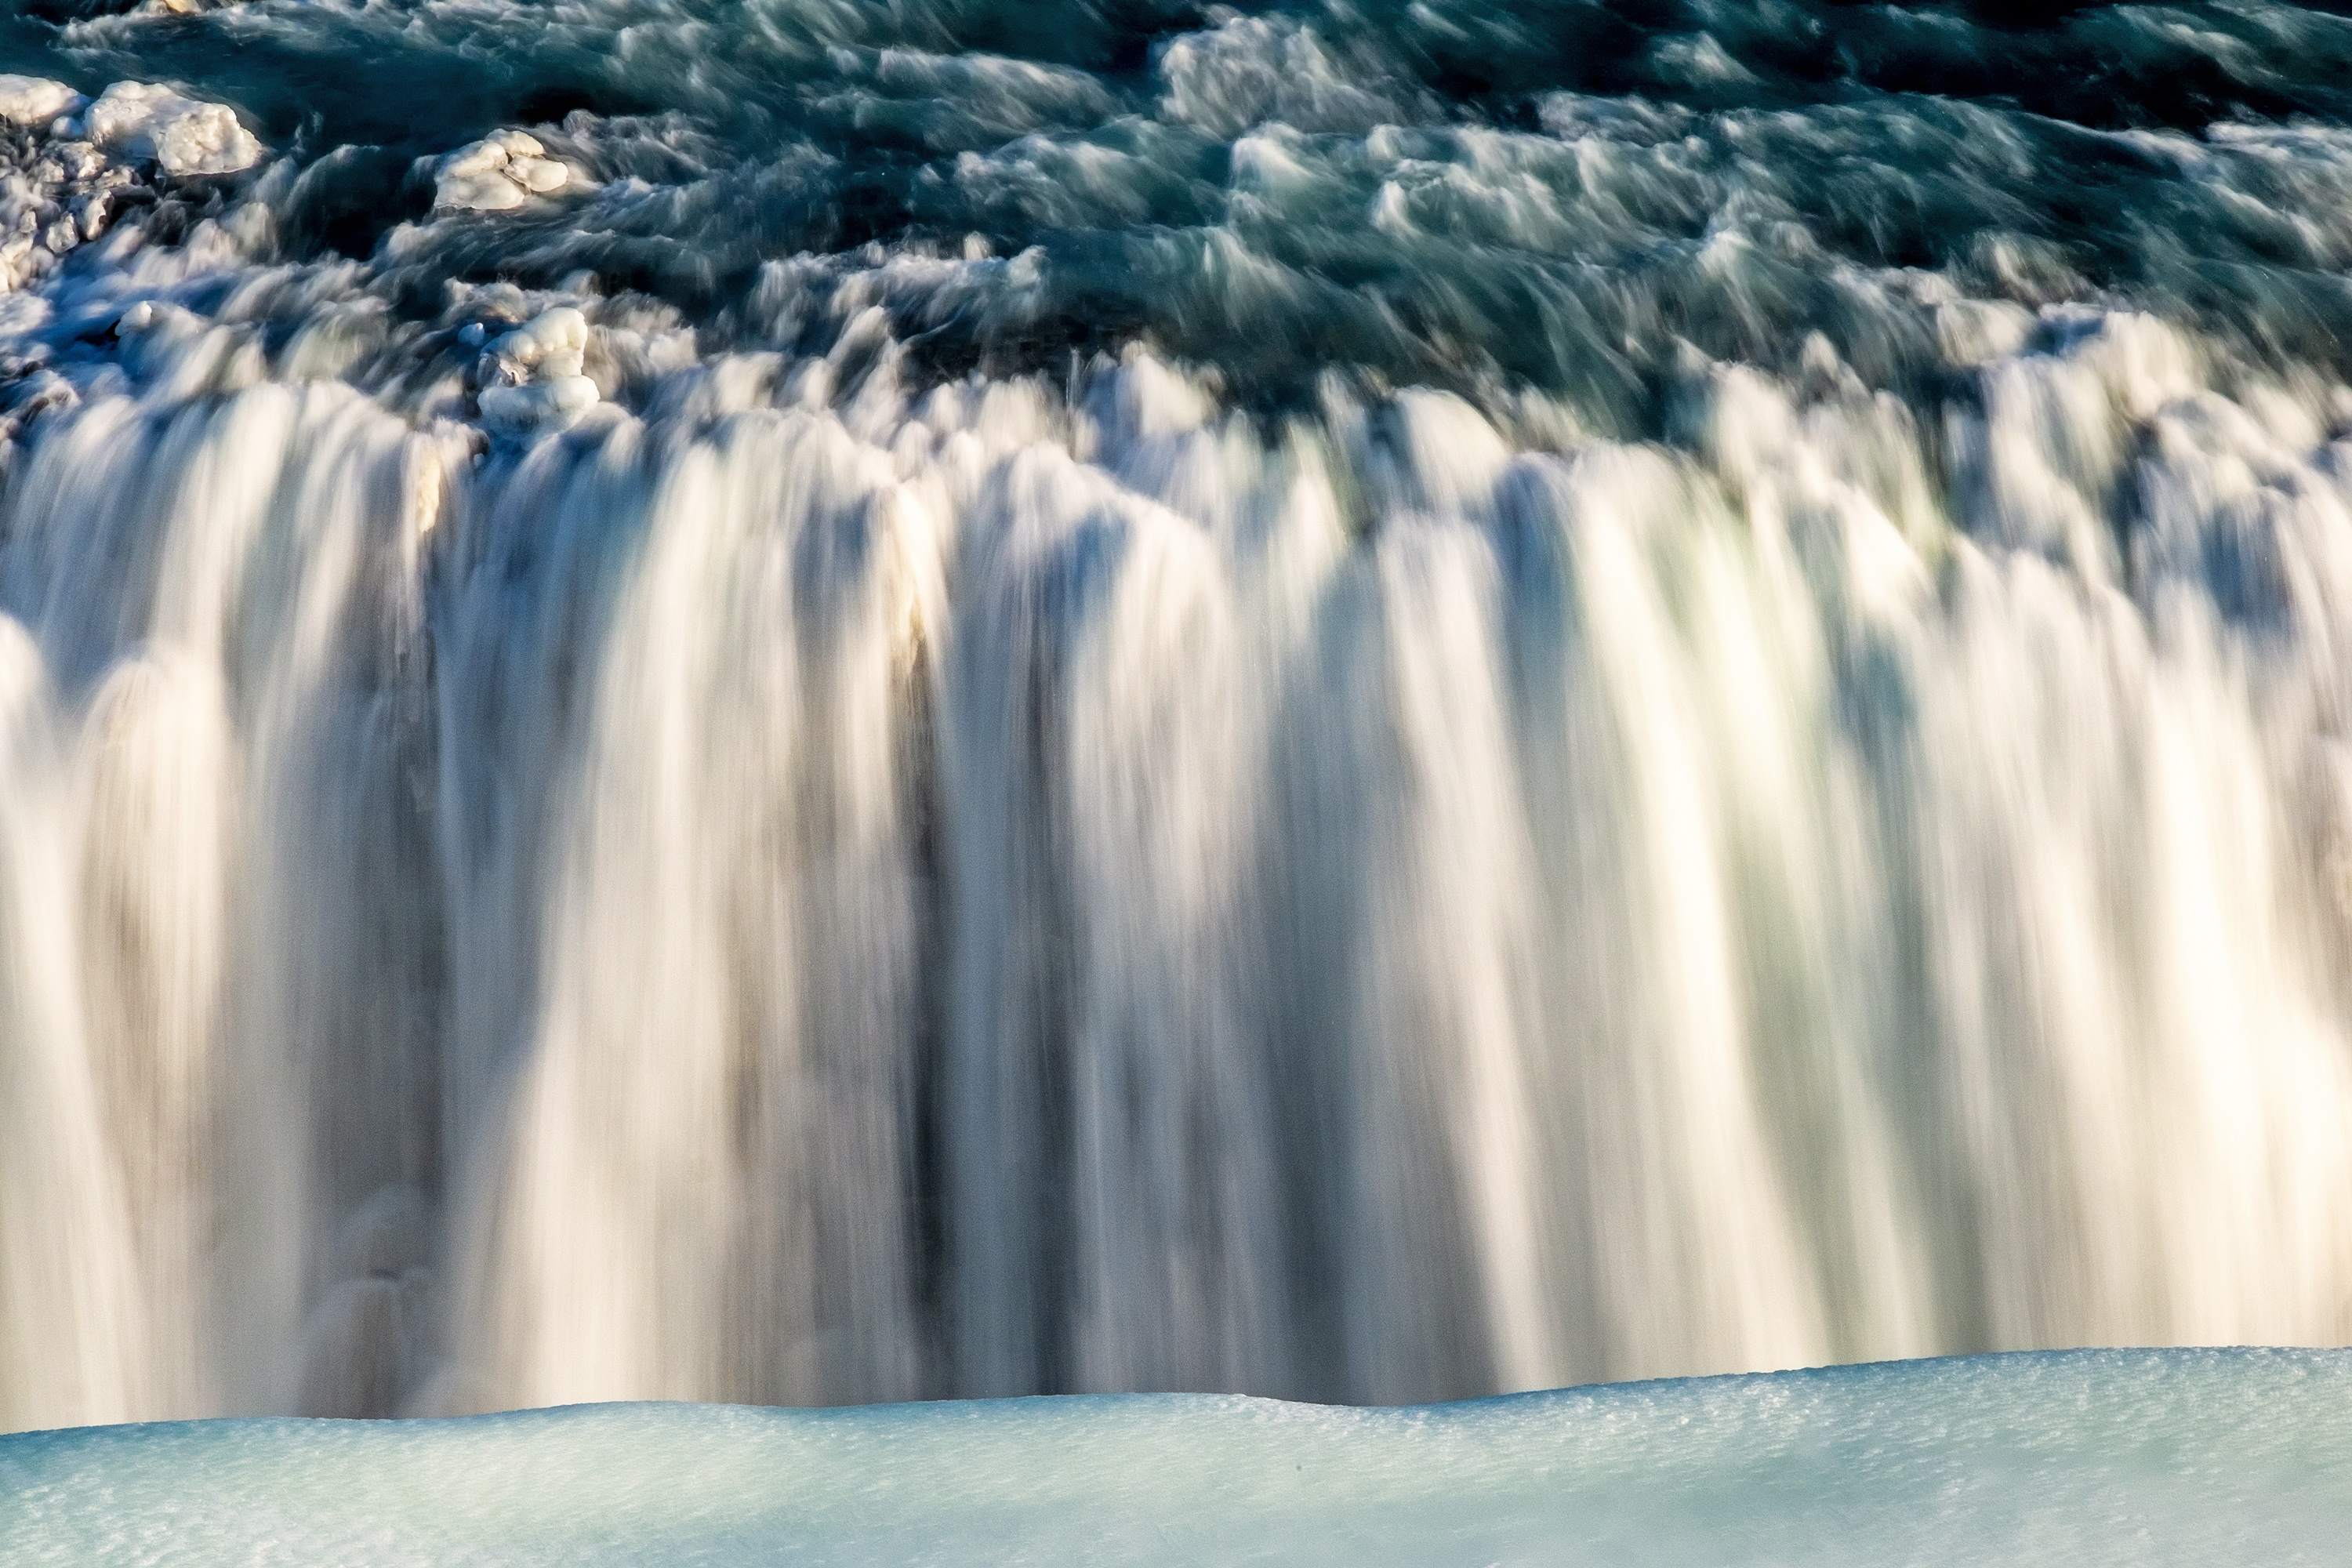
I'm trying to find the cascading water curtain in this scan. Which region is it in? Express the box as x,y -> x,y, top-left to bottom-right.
6,0 -> 2352,1429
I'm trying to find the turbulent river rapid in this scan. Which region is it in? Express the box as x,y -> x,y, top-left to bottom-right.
6,0 -> 2352,1430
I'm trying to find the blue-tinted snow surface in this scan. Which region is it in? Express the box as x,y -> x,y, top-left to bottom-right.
2,1349 -> 2348,1565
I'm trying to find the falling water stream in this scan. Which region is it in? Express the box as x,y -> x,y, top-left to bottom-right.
6,0 -> 2352,1430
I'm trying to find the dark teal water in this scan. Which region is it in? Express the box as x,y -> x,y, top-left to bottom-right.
13,2 -> 2352,412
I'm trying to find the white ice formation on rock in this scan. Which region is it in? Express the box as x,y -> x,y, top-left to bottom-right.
0,82 -> 150,293
78,82 -> 263,176
433,130 -> 572,212
0,75 -> 86,132
474,305 -> 599,433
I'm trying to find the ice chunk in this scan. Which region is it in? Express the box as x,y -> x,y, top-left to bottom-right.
479,305 -> 589,386
434,129 -> 572,212
435,139 -> 530,212
479,376 -> 600,434
0,75 -> 86,129
474,306 -> 597,433
1,1351 -> 2347,1566
517,158 -> 570,194
80,82 -> 263,176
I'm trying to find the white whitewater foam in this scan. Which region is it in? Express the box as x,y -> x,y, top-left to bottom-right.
0,1351 -> 2346,1566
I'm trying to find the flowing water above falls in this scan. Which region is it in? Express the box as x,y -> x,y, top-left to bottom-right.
7,0 -> 2352,1428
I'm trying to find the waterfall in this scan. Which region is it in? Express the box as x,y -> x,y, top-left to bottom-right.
5,307 -> 2352,1428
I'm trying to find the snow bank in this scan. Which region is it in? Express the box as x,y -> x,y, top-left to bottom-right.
2,1350 -> 2346,1566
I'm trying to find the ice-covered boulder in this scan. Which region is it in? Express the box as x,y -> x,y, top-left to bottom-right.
434,130 -> 572,212
78,82 -> 262,176
474,305 -> 598,434
478,376 -> 601,433
478,306 -> 589,385
0,82 -> 152,293
0,76 -> 86,130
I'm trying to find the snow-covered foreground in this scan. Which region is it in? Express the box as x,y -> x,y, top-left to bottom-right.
2,1349 -> 2346,1566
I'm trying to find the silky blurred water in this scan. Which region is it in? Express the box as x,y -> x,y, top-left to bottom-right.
5,1 -> 2352,1429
